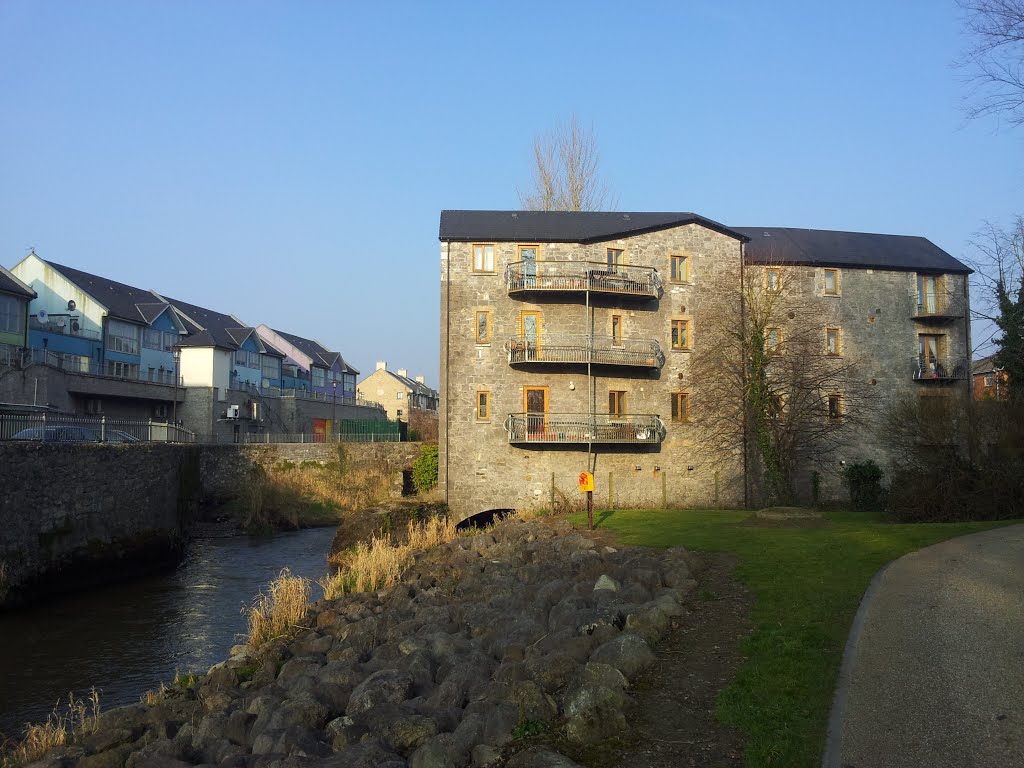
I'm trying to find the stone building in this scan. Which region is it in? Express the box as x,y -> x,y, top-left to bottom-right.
438,211 -> 972,521
358,361 -> 440,424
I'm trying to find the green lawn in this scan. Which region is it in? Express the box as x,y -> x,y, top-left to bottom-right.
575,508 -> 1019,768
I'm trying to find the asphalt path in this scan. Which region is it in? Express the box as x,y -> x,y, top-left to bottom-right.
825,524 -> 1024,768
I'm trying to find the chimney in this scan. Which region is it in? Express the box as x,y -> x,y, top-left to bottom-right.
376,361 -> 387,371
415,375 -> 424,384
397,368 -> 408,378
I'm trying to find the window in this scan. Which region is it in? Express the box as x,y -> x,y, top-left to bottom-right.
472,244 -> 495,273
607,248 -> 623,273
766,268 -> 781,293
671,319 -> 690,350
766,327 -> 782,352
143,328 -> 162,350
105,360 -> 139,379
475,311 -> 491,344
611,315 -> 623,346
396,409 -> 402,418
106,320 -> 140,355
670,255 -> 690,283
985,373 -> 994,387
828,395 -> 842,420
609,390 -> 626,417
917,274 -> 938,314
826,327 -> 841,355
671,392 -> 690,422
261,355 -> 281,381
312,367 -> 326,388
0,295 -> 24,334
234,349 -> 259,368
476,390 -> 490,420
397,392 -> 404,400
824,269 -> 839,295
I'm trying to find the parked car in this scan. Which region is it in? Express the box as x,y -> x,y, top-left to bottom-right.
11,426 -> 101,442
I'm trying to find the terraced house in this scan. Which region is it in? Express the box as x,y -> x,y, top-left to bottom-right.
438,210 -> 972,521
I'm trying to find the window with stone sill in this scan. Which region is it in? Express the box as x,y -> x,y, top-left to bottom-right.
472,244 -> 495,273
476,390 -> 490,421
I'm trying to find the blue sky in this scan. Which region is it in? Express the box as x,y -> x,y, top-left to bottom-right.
2,1 -> 1020,383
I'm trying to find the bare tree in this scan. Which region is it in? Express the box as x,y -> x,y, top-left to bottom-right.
957,0 -> 1024,125
519,115 -> 615,211
690,263 -> 877,505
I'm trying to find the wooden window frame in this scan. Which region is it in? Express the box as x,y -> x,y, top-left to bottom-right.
766,327 -> 782,352
475,310 -> 492,345
671,392 -> 690,422
611,314 -> 623,346
607,248 -> 623,273
471,243 -> 496,274
517,243 -> 540,261
766,267 -> 782,294
608,390 -> 627,418
823,268 -> 840,296
826,327 -> 841,356
828,394 -> 842,420
670,254 -> 690,283
671,318 -> 691,351
476,390 -> 490,421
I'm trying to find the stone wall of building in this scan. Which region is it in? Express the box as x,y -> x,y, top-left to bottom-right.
0,442 -> 200,609
440,224 -> 747,521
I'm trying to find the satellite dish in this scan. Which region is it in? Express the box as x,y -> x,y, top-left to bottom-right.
67,299 -> 76,311
56,318 -> 66,328
71,319 -> 80,332
36,309 -> 48,324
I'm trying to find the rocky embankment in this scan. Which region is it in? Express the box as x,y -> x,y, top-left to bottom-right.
32,516 -> 696,768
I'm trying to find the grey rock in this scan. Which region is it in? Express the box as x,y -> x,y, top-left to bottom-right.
505,746 -> 586,768
277,656 -> 325,684
317,738 -> 407,768
347,669 -> 416,715
408,733 -> 458,768
524,653 -> 581,695
589,633 -> 655,680
470,743 -> 500,767
561,681 -> 633,744
593,575 -> 620,592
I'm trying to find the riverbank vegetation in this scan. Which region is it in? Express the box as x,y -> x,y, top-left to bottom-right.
244,567 -> 312,647
582,507 -> 1019,767
1,689 -> 100,768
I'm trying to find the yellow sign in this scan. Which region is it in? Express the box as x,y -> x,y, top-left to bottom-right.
578,471 -> 594,493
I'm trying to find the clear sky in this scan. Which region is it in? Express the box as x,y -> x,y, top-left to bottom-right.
2,1 -> 1020,384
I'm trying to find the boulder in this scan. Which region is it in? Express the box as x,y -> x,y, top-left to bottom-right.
589,633 -> 655,680
347,669 -> 416,715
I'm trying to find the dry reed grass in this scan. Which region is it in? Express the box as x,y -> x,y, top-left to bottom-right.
320,516 -> 457,599
244,568 -> 312,648
1,689 -> 100,768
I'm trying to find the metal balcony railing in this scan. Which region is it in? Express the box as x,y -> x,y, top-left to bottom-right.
505,261 -> 663,299
29,317 -> 102,341
912,296 -> 966,321
504,413 -> 666,445
912,355 -> 969,381
504,334 -> 665,369
27,348 -> 179,385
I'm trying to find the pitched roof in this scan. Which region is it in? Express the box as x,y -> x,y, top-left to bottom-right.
44,260 -> 175,322
735,227 -> 971,274
0,264 -> 35,299
159,296 -> 283,356
439,210 -> 748,244
272,328 -> 348,371
364,367 -> 438,398
972,355 -> 1001,375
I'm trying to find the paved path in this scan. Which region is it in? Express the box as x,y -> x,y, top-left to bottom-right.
826,524 -> 1024,768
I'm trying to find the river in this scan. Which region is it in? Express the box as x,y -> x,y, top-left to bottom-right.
0,526 -> 336,740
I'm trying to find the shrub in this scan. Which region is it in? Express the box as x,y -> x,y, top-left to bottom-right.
842,460 -> 884,511
412,445 -> 439,494
2,689 -> 100,767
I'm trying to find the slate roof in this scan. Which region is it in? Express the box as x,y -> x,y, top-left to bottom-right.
367,368 -> 438,399
439,210 -> 748,244
735,227 -> 972,274
45,261 -> 178,323
972,355 -> 1001,375
160,296 -> 284,356
272,328 -> 350,372
0,265 -> 35,299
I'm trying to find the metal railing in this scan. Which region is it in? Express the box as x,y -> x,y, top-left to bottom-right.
504,413 -> 666,445
0,413 -> 195,443
26,348 -> 179,385
505,260 -> 663,299
29,317 -> 102,340
241,431 -> 401,444
912,355 -> 969,381
504,334 -> 664,369
913,296 -> 966,319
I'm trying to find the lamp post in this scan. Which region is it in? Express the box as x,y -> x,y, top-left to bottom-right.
172,347 -> 181,441
332,380 -> 338,443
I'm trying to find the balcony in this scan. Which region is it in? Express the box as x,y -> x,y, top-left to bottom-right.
912,297 -> 966,323
912,355 -> 969,382
505,261 -> 663,300
29,317 -> 102,341
504,413 -> 666,445
504,334 -> 665,370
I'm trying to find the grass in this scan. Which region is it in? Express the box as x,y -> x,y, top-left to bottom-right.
320,516 -> 458,598
243,567 -> 312,648
576,507 -> 1019,768
1,689 -> 100,768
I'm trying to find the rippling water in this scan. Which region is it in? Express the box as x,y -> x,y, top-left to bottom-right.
0,526 -> 335,739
